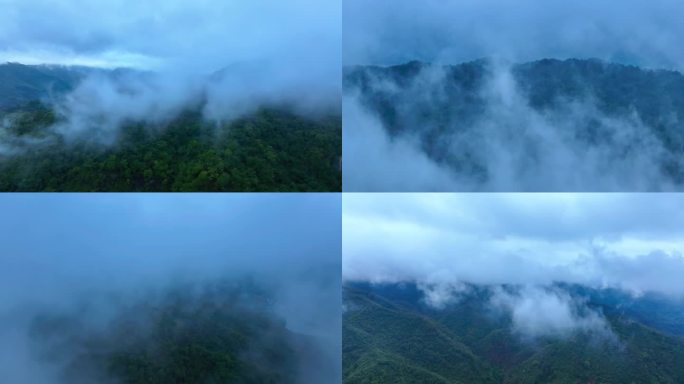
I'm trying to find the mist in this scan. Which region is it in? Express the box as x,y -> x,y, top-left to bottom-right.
489,286 -> 613,340
0,0 -> 341,145
343,193 -> 684,337
0,193 -> 341,383
343,93 -> 462,191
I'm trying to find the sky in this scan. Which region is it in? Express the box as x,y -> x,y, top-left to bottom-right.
344,0 -> 684,69
0,193 -> 341,383
0,0 -> 340,74
344,193 -> 684,297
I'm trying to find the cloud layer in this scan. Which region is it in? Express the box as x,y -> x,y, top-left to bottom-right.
344,193 -> 684,337
344,194 -> 684,292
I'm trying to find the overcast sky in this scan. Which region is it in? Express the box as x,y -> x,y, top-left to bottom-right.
0,0 -> 340,76
344,193 -> 684,296
344,0 -> 684,69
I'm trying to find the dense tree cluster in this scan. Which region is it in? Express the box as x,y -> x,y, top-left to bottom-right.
0,105 -> 341,191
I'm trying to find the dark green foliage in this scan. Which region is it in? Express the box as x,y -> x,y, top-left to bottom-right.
344,284 -> 501,384
0,106 -> 341,191
30,282 -> 305,384
2,100 -> 57,136
343,283 -> 684,384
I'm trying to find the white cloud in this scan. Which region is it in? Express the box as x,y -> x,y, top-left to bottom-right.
343,94 -> 464,191
490,286 -> 612,339
343,194 -> 684,297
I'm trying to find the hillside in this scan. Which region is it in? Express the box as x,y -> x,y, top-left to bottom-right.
343,282 -> 684,383
31,281 -> 333,384
0,64 -> 342,191
0,105 -> 340,191
345,59 -> 684,190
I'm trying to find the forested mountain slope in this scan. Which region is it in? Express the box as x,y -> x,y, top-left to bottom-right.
0,63 -> 341,191
345,59 -> 684,190
343,282 -> 684,384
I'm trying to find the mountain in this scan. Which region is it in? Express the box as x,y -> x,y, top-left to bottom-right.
343,282 -> 684,384
0,64 -> 342,192
0,63 -> 87,109
31,281 -> 333,384
344,59 -> 684,190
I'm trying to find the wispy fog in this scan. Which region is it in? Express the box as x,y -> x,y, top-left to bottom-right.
344,62 -> 683,191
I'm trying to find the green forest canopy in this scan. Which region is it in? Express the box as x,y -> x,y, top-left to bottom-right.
0,103 -> 341,191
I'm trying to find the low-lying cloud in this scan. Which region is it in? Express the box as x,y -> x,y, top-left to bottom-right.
344,62 -> 681,191
343,94 -> 462,191
489,286 -> 612,339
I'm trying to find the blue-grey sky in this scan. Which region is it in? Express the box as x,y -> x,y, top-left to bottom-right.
0,193 -> 341,383
344,0 -> 684,69
344,193 -> 684,296
0,0 -> 340,74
